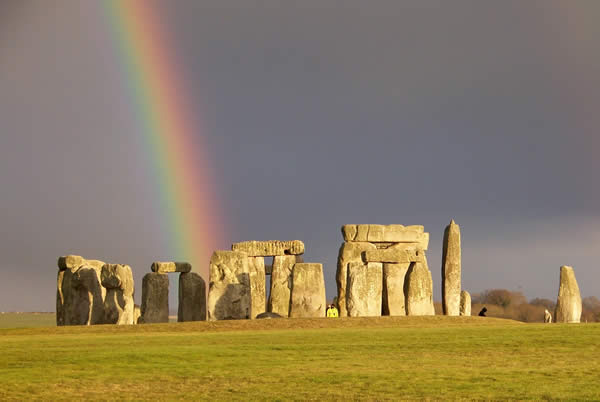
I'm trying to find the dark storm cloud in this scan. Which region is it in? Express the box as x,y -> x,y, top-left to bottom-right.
1,1 -> 599,311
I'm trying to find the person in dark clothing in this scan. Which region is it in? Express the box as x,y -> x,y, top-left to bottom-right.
478,307 -> 487,317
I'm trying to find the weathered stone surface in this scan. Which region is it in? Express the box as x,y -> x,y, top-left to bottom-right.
544,309 -> 552,323
346,262 -> 383,317
58,255 -> 105,271
364,246 -> 424,263
256,312 -> 283,319
289,263 -> 326,318
460,290 -> 471,316
101,264 -> 135,325
341,225 -> 429,249
207,250 -> 251,320
151,261 -> 192,274
140,273 -> 169,323
133,305 -> 141,324
178,272 -> 206,322
405,258 -> 435,316
336,242 -> 377,317
382,262 -> 410,316
248,257 -> 266,318
232,240 -> 304,256
268,255 -> 302,317
442,220 -> 461,316
555,265 -> 582,323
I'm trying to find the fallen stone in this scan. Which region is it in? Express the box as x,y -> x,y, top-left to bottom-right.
405,258 -> 435,316
555,265 -> 582,323
459,290 -> 471,316
382,262 -> 410,316
232,240 -> 304,256
256,312 -> 283,319
207,250 -> 251,320
341,225 -> 429,249
289,263 -> 326,318
178,272 -> 206,322
346,262 -> 383,317
442,220 -> 462,316
268,255 -> 302,317
364,246 -> 424,263
101,264 -> 135,325
336,242 -> 377,317
151,261 -> 192,274
140,273 -> 169,323
247,256 -> 266,318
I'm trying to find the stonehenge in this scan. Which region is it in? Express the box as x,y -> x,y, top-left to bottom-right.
289,263 -> 326,318
140,272 -> 169,323
459,290 -> 471,316
207,250 -> 251,320
442,220 -> 461,316
102,264 -> 135,325
336,224 -> 433,317
554,265 -> 582,323
178,272 -> 206,322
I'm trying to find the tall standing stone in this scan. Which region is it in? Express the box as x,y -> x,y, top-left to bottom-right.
207,250 -> 251,320
336,241 -> 377,317
442,220 -> 461,316
268,255 -> 301,317
140,273 -> 169,323
405,258 -> 435,316
382,262 -> 410,316
554,265 -> 582,323
346,262 -> 383,317
247,256 -> 266,318
289,263 -> 326,318
459,290 -> 471,316
178,272 -> 206,322
101,264 -> 135,325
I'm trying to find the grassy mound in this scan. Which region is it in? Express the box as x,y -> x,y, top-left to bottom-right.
0,316 -> 598,400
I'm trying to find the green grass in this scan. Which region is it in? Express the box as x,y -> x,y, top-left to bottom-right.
0,316 -> 598,400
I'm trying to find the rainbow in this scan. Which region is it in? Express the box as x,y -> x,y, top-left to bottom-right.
101,0 -> 226,277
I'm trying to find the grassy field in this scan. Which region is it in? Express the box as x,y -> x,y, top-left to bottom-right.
0,316 -> 598,400
0,312 -> 56,328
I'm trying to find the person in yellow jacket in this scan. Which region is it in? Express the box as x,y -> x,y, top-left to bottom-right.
326,304 -> 339,317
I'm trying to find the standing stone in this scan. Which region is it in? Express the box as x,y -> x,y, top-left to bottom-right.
289,263 -> 326,318
247,257 -> 266,318
544,309 -> 552,323
405,258 -> 435,316
178,272 -> 206,322
207,250 -> 251,320
346,262 -> 383,317
554,265 -> 582,323
56,255 -> 106,326
336,241 -> 377,317
442,220 -> 461,316
268,255 -> 301,317
382,262 -> 410,316
459,290 -> 471,316
140,273 -> 169,323
101,264 -> 135,325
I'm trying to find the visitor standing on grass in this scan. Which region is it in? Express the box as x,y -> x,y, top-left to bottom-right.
327,304 -> 339,317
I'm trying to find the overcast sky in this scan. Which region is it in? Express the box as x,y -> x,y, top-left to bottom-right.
1,1 -> 599,312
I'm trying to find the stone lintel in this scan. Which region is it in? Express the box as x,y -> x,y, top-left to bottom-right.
232,240 -> 304,257
341,225 -> 429,250
363,247 -> 424,263
151,261 -> 192,274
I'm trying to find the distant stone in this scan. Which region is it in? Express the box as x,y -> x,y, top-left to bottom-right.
289,263 -> 326,318
405,258 -> 435,316
268,255 -> 302,317
133,304 -> 141,324
346,262 -> 383,317
247,256 -> 266,318
382,262 -> 410,316
232,240 -> 305,256
140,272 -> 169,323
178,272 -> 206,322
459,290 -> 471,316
101,264 -> 135,325
151,261 -> 192,274
442,220 -> 461,316
256,312 -> 283,319
341,225 -> 429,249
336,241 -> 377,317
544,309 -> 552,323
554,265 -> 582,323
207,250 -> 251,320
